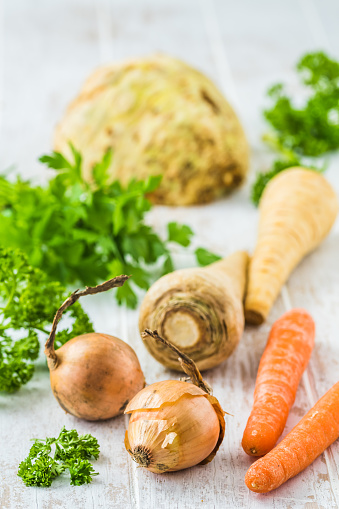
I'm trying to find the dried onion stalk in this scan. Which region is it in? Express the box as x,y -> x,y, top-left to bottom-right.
124,330 -> 225,473
45,276 -> 145,421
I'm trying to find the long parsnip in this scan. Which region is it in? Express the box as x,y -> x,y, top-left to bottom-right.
245,168 -> 338,325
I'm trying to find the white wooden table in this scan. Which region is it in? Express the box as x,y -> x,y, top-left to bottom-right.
1,1 -> 339,508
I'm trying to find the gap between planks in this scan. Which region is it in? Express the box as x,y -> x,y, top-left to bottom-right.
121,305 -> 141,509
199,0 -> 241,115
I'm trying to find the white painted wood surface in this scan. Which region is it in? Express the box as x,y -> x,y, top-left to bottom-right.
1,0 -> 339,507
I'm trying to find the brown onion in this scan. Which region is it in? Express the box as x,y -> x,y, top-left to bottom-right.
45,276 -> 145,421
124,330 -> 225,473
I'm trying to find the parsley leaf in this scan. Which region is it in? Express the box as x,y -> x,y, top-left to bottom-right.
18,427 -> 100,487
54,428 -> 100,461
68,459 -> 99,486
264,51 -> 339,157
18,455 -> 65,488
250,158 -> 324,206
0,248 -> 93,392
0,148 -> 212,308
167,222 -> 193,247
195,247 -> 222,266
251,51 -> 337,204
0,331 -> 39,392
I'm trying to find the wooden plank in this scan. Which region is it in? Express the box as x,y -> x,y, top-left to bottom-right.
0,0 -> 339,507
285,228 -> 339,507
0,0 -> 100,180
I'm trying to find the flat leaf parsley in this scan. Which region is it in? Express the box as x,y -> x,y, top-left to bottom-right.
0,147 -> 216,308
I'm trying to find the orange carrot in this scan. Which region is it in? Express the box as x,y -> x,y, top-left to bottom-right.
245,381 -> 339,493
242,309 -> 315,457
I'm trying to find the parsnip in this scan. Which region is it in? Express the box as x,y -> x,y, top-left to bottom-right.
245,168 -> 338,325
139,251 -> 249,371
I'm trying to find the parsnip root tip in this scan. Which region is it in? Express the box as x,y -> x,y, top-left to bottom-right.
244,309 -> 264,326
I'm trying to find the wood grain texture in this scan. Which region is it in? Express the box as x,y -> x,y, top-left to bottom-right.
0,0 -> 338,508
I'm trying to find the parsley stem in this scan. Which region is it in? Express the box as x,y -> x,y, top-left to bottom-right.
2,276 -> 17,314
262,133 -> 297,160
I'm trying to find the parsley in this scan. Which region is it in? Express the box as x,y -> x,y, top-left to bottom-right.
264,51 -> 339,157
251,51 -> 336,205
0,248 -> 93,392
167,222 -> 193,247
195,247 -> 222,266
0,147 -> 214,309
251,158 -> 324,206
18,427 -> 100,487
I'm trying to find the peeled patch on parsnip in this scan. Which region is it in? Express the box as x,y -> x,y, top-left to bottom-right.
245,168 -> 338,325
139,251 -> 249,371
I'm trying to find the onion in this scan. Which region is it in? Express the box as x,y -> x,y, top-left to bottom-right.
45,276 -> 145,421
124,330 -> 225,473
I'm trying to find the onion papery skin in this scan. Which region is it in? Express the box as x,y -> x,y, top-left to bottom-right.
49,333 -> 145,421
124,380 -> 225,473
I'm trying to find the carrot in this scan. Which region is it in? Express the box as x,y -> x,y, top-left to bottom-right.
245,381 -> 339,493
242,309 -> 315,457
245,168 -> 338,325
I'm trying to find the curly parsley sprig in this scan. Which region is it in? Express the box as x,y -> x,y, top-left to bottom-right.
18,427 -> 100,487
251,51 -> 337,205
264,51 -> 339,157
251,158 -> 324,206
0,248 -> 93,392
